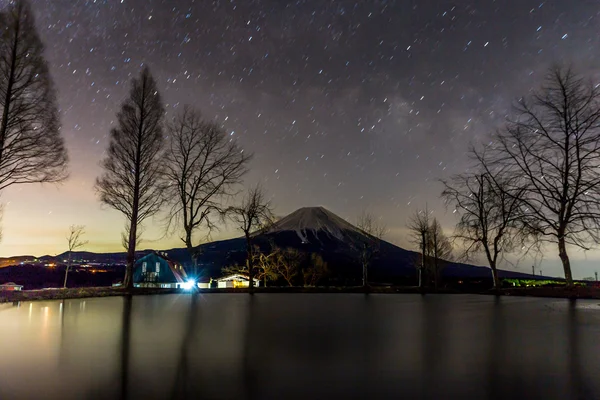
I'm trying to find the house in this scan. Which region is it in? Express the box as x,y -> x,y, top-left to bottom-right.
216,274 -> 260,288
133,252 -> 189,289
197,276 -> 212,289
0,282 -> 23,291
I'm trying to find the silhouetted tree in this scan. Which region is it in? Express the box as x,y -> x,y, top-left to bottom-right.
407,207 -> 431,288
302,253 -> 329,287
427,218 -> 453,288
95,67 -> 166,289
356,211 -> 387,290
226,184 -> 274,292
486,67 -> 600,286
0,0 -> 68,191
63,225 -> 88,288
442,170 -> 526,289
222,245 -> 279,287
274,248 -> 303,286
164,106 -> 251,279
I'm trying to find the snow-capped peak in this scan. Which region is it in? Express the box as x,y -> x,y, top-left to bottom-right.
265,206 -> 366,243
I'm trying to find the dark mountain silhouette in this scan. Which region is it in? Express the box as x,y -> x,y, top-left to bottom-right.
186,206 -> 542,283
0,206 -> 546,285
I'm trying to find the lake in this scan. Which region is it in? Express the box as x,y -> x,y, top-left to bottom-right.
0,294 -> 599,400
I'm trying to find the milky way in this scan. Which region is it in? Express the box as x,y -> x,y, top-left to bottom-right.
2,0 -> 600,276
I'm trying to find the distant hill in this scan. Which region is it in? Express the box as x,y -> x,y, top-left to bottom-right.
0,206 -> 548,284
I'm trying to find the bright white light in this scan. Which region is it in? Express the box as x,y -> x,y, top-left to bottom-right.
182,280 -> 196,290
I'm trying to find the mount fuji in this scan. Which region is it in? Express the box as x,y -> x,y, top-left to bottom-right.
183,206 -> 536,284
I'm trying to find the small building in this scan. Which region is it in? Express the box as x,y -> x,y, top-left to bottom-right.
0,282 -> 23,291
133,252 -> 188,289
216,274 -> 260,288
197,277 -> 212,289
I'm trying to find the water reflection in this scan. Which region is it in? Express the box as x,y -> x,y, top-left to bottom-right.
0,294 -> 599,399
120,295 -> 132,400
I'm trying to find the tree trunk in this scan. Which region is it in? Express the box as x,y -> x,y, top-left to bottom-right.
124,219 -> 137,289
433,257 -> 439,290
63,251 -> 71,288
362,244 -> 368,291
185,236 -> 198,281
558,235 -> 573,286
246,233 -> 254,293
419,233 -> 426,289
490,262 -> 500,291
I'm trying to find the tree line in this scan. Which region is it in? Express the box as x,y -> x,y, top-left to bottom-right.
410,66 -> 600,289
0,1 -> 269,290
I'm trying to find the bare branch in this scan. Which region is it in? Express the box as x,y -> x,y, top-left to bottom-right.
225,184 -> 275,291
95,67 -> 166,289
407,206 -> 431,288
441,167 -> 527,288
0,0 -> 68,191
163,106 -> 251,274
484,66 -> 600,285
63,224 -> 88,288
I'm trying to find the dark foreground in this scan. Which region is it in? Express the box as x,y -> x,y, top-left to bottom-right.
0,293 -> 599,400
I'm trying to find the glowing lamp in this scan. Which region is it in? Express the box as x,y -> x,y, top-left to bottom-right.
182,280 -> 196,290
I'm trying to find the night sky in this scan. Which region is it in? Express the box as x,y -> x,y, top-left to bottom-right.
2,0 -> 600,278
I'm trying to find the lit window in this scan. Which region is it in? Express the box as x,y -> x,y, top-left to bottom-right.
156,262 -> 160,273
142,262 -> 147,273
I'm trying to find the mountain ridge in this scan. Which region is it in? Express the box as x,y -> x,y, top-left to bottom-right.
0,206 -> 551,282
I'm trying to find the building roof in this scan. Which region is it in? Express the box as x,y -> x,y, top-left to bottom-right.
217,274 -> 260,283
134,252 -> 188,283
0,282 -> 22,286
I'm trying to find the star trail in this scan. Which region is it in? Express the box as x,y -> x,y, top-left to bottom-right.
1,0 -> 599,277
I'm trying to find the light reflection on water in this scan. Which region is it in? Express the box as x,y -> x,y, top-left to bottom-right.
0,294 -> 599,399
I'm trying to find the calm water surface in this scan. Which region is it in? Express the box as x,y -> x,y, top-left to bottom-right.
0,294 -> 599,400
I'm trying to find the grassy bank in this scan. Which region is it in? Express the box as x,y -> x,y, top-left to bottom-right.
1,285 -> 599,304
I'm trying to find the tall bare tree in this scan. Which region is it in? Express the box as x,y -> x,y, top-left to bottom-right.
227,184 -> 274,292
407,207 -> 431,288
222,245 -> 280,287
442,171 -> 525,289
427,218 -> 453,288
486,67 -> 600,285
302,253 -> 329,287
95,67 -> 166,289
356,211 -> 387,290
164,106 -> 251,278
0,0 -> 68,191
274,248 -> 303,286
63,225 -> 88,288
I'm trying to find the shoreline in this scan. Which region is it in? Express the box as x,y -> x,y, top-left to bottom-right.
1,285 -> 600,303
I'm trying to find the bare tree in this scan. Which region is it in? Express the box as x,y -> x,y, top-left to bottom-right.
442,171 -> 526,289
121,223 -> 143,252
274,248 -> 303,286
63,225 -> 88,288
407,207 -> 431,288
222,245 -> 280,287
95,67 -> 166,289
302,253 -> 329,287
356,211 -> 387,290
0,0 -> 68,191
226,184 -> 274,292
164,106 -> 251,278
254,249 -> 281,287
486,67 -> 600,285
427,218 -> 453,288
